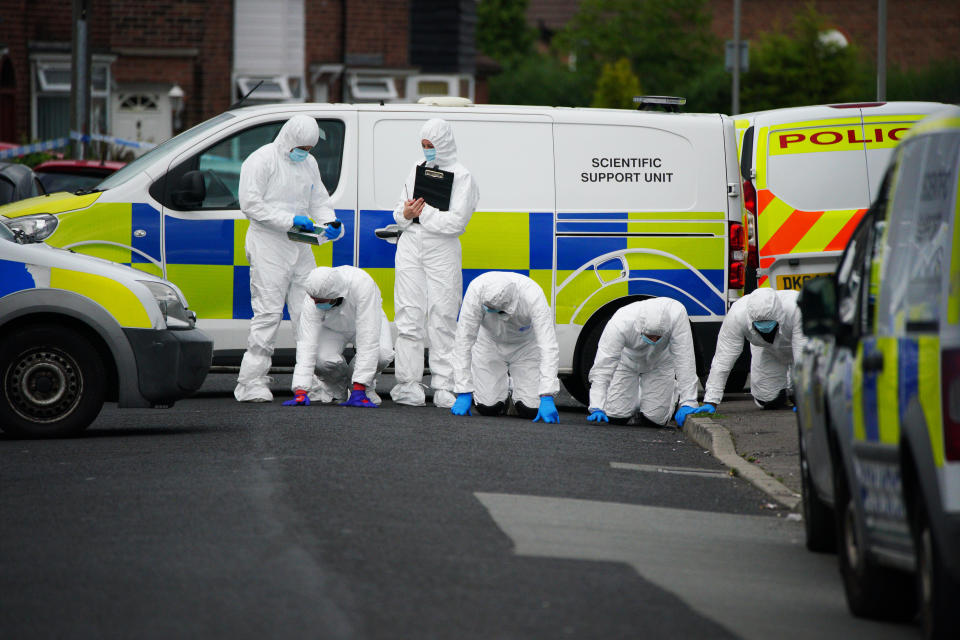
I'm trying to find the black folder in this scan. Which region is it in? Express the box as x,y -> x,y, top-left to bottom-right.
413,162 -> 454,213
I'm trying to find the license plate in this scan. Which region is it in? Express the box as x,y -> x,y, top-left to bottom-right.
776,272 -> 832,290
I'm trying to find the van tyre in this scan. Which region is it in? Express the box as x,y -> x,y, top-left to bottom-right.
914,494 -> 960,639
563,316 -> 609,406
0,325 -> 106,438
798,422 -> 835,552
834,460 -> 916,620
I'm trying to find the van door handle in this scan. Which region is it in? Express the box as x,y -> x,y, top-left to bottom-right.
863,351 -> 884,372
727,183 -> 739,197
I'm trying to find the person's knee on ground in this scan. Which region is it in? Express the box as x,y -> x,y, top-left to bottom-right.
514,401 -> 538,420
476,400 -> 506,416
754,388 -> 789,410
607,414 -> 632,425
638,411 -> 670,428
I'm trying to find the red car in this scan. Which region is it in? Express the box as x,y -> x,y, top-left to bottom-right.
33,159 -> 126,194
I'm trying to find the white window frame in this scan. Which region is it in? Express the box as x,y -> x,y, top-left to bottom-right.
347,74 -> 398,102
405,73 -> 475,103
30,53 -> 114,140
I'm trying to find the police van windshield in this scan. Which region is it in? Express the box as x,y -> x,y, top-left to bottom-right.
97,112 -> 236,191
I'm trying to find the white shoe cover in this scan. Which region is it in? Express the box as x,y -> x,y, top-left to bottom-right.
433,389 -> 456,408
390,381 -> 426,406
366,389 -> 382,406
235,377 -> 273,403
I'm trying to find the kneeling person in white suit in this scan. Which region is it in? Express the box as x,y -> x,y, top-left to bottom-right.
586,297 -> 701,427
284,266 -> 394,408
450,272 -> 560,423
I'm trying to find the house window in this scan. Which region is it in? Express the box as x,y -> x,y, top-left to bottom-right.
347,74 -> 398,102
235,75 -> 302,102
118,94 -> 160,112
405,74 -> 475,103
31,56 -> 112,140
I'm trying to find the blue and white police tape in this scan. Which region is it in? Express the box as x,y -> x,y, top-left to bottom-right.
0,138 -> 71,160
70,131 -> 158,151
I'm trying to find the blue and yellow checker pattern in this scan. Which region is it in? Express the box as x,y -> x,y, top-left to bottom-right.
854,336 -> 945,467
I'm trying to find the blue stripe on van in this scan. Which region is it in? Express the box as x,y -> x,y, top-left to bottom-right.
556,236 -> 628,271
556,212 -> 627,220
358,209 -> 398,269
131,203 -> 162,263
0,258 -> 35,296
899,338 -> 919,425
862,339 -> 881,442
166,216 -> 234,265
232,265 -> 252,320
333,208 -> 355,267
556,222 -> 629,233
627,269 -> 725,315
529,212 -> 553,270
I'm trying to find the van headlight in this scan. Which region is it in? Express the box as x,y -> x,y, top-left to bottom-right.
5,214 -> 59,243
138,280 -> 196,329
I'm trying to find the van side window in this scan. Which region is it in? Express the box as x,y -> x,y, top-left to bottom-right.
836,215 -> 872,331
154,119 -> 345,211
876,132 -> 960,331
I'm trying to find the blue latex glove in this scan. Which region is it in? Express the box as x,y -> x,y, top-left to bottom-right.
293,215 -> 315,232
283,389 -> 310,406
451,392 -> 473,416
533,396 -> 559,423
693,404 -> 716,415
587,409 -> 609,423
340,389 -> 376,408
323,221 -> 341,239
674,405 -> 697,427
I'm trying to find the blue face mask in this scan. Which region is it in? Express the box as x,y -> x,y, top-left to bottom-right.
423,147 -> 437,162
753,320 -> 778,334
290,148 -> 310,162
315,302 -> 334,310
483,305 -> 505,315
641,334 -> 661,346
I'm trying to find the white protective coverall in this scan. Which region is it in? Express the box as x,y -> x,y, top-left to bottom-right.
703,288 -> 806,406
452,272 -> 560,412
234,115 -> 343,402
588,298 -> 699,424
292,266 -> 394,404
390,119 -> 480,407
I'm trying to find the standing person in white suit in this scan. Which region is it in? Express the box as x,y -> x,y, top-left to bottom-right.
699,287 -> 806,411
449,272 -> 560,422
389,118 -> 480,408
234,115 -> 344,402
283,266 -> 393,408
586,297 -> 701,427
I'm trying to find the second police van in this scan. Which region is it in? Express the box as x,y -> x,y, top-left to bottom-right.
736,101 -> 947,291
0,99 -> 747,403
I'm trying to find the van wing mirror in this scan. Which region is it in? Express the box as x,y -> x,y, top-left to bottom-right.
171,170 -> 206,210
798,276 -> 838,337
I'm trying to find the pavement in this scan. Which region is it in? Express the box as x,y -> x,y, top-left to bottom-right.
682,394 -> 802,511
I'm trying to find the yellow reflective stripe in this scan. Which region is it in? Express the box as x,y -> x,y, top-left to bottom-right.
365,268 -> 396,321
625,221 -> 724,235
234,218 -> 250,267
626,211 -> 725,220
49,268 -> 151,328
755,196 -> 794,247
756,127 -> 768,189
769,125 -> 867,156
768,117 -> 862,130
555,271 -> 627,324
950,164 -> 960,325
918,336 -> 945,468
528,269 -> 553,304
877,337 -> 900,445
903,116 -> 960,139
462,211 -> 528,269
623,238 -> 726,270
130,263 -> 163,278
50,203 -> 133,264
0,192 -> 101,218
861,114 -> 926,124
791,209 -> 861,254
310,241 -> 334,266
853,345 -> 866,441
165,264 -> 233,320
735,119 -> 750,129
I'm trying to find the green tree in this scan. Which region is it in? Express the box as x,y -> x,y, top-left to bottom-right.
477,0 -> 537,65
591,58 -> 641,108
489,53 -> 594,107
887,58 -> 960,104
739,5 -> 871,112
556,0 -> 720,97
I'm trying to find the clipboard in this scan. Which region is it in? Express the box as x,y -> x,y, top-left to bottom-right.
413,162 -> 454,212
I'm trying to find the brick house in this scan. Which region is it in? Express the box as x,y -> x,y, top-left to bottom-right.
0,0 -> 478,151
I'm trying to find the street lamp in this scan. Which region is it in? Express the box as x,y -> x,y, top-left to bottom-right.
168,84 -> 185,133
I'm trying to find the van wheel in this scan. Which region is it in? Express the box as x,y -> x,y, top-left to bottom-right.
0,325 -> 106,438
562,316 -> 610,406
914,492 -> 960,639
834,460 -> 916,620
798,421 -> 835,552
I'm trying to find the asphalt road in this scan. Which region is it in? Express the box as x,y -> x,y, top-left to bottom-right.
0,376 -> 919,639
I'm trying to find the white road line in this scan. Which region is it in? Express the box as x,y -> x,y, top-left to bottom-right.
610,462 -> 730,478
